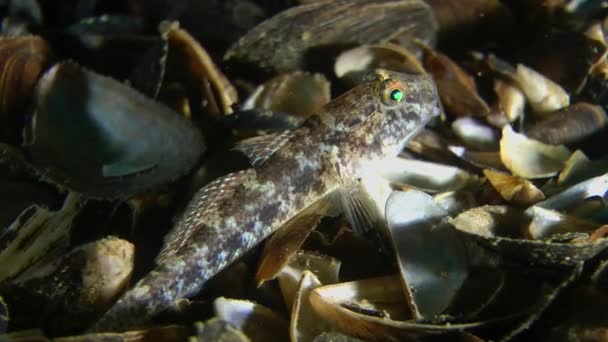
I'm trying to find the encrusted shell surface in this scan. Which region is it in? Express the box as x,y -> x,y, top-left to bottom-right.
224,0 -> 437,74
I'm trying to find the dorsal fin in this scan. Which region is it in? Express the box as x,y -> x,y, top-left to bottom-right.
233,130 -> 295,167
157,169 -> 256,264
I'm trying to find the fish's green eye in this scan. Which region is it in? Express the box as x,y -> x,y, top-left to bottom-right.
390,89 -> 404,102
380,79 -> 407,106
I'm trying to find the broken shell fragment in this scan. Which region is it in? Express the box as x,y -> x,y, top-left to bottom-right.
386,190 -> 468,320
309,276 -> 484,341
241,71 -> 330,119
0,35 -> 53,143
500,58 -> 570,114
376,157 -> 482,193
0,193 -> 84,282
452,117 -> 498,151
290,271 -> 332,342
224,0 -> 437,74
434,190 -> 478,216
557,150 -> 591,186
26,62 -> 205,199
525,102 -> 607,145
277,251 -> 341,311
535,173 -> 608,212
448,146 -> 506,171
214,297 -> 289,342
554,150 -> 608,188
500,125 -> 571,179
525,206 -> 599,240
192,318 -> 250,342
160,21 -> 238,116
493,78 -> 525,123
487,55 -> 570,113
334,44 -> 425,86
451,205 -> 608,266
483,169 -> 545,206
5,237 -> 134,334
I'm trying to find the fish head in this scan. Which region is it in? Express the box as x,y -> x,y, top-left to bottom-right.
365,69 -> 440,157
318,69 -> 440,170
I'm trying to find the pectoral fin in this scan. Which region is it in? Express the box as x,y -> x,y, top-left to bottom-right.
334,172 -> 393,235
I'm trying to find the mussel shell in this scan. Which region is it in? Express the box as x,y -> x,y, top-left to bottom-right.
0,35 -> 53,143
525,102 -> 607,146
161,21 -> 238,116
224,0 -> 437,75
25,63 -> 205,199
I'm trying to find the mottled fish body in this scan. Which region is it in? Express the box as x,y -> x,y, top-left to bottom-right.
92,70 -> 440,331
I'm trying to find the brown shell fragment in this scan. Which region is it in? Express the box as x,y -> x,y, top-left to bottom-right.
161,21 -> 238,116
0,35 -> 53,142
309,276 -> 484,341
26,62 -> 205,199
241,71 -> 330,119
525,102 -> 607,145
224,0 -> 437,74
419,42 -> 490,117
483,169 -> 545,206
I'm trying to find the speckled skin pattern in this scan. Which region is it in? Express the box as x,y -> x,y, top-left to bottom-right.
91,70 -> 440,331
